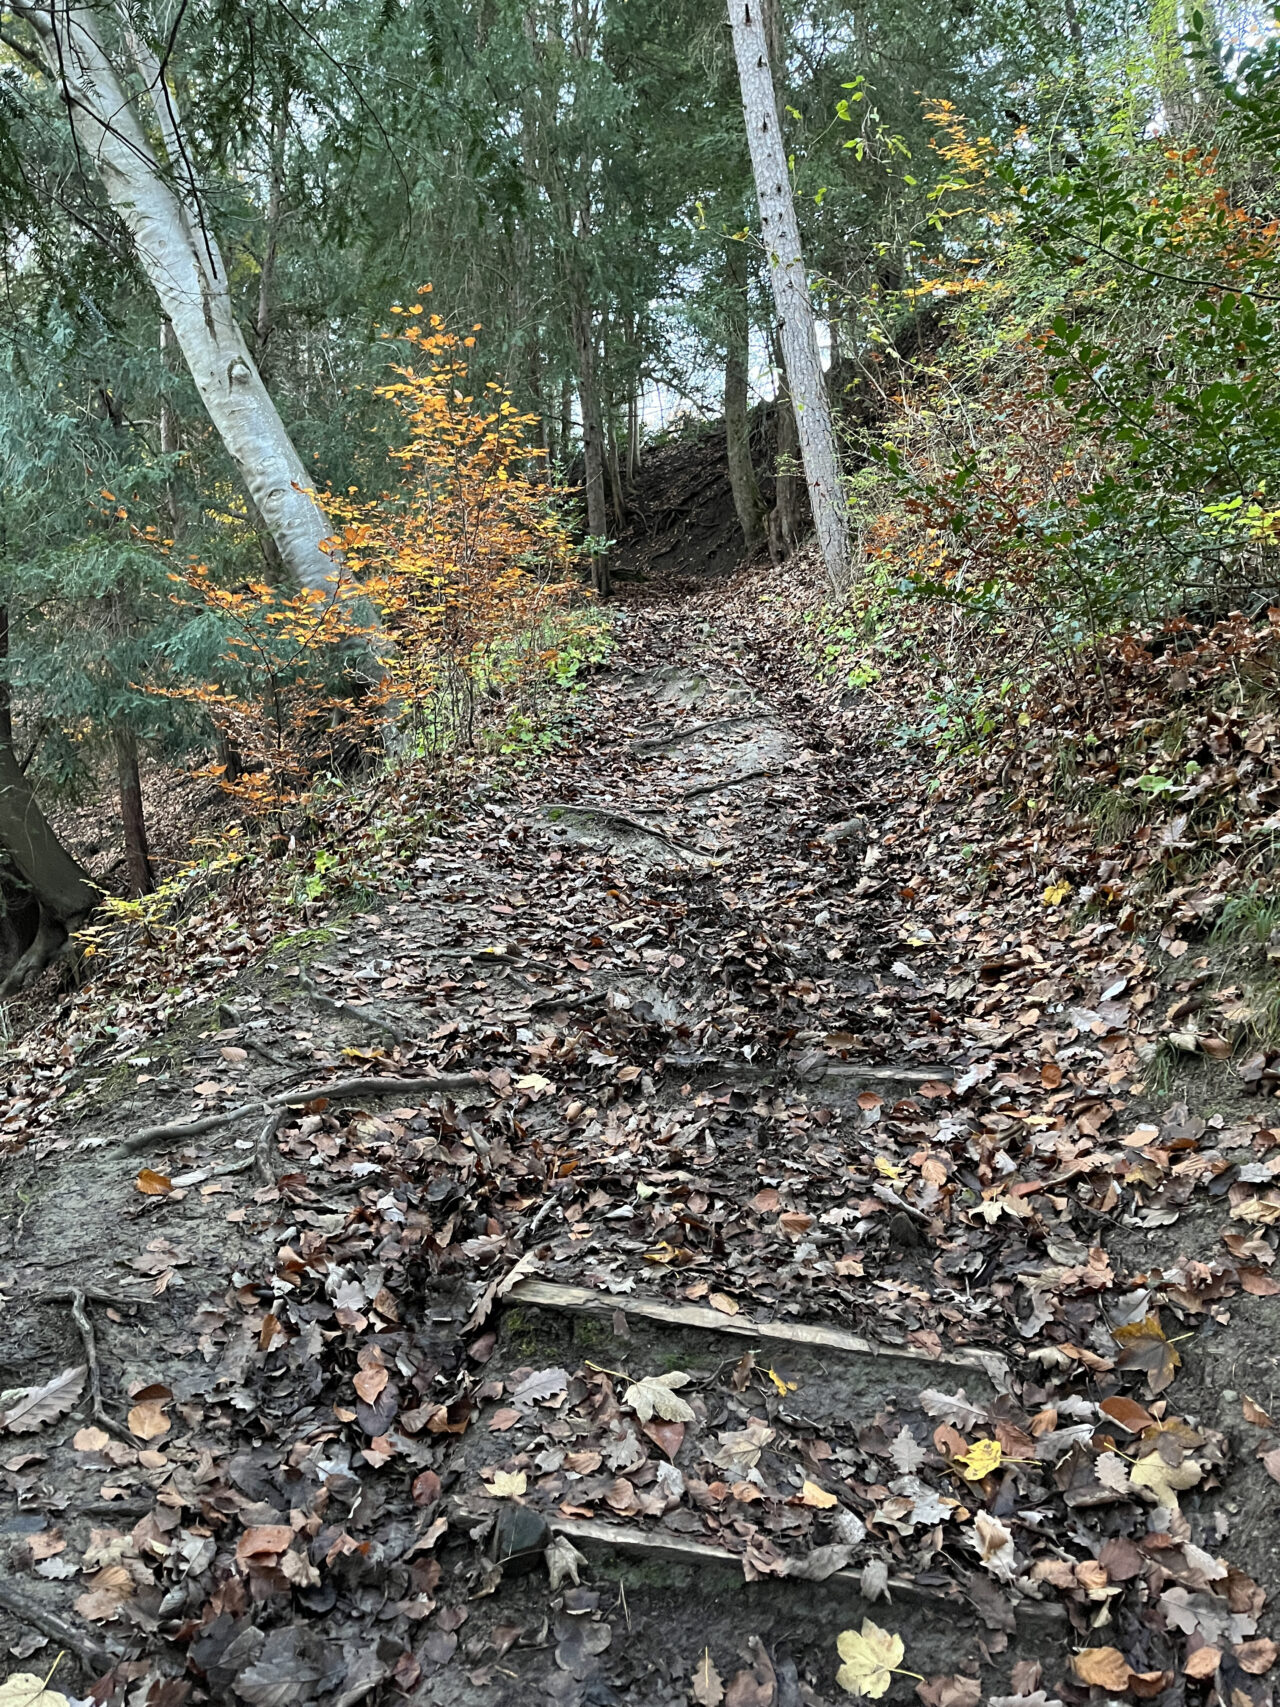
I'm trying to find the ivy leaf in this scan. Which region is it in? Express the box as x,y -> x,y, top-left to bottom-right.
836,1620 -> 905,1698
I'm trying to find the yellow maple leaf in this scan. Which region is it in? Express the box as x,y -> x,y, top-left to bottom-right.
954,1437 -> 1003,1480
484,1470 -> 526,1498
836,1620 -> 905,1698
1042,880 -> 1071,906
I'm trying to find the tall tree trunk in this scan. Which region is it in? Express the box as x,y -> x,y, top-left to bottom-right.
159,317 -> 182,536
0,606 -> 12,756
559,380 -> 573,474
725,241 -> 767,554
771,376 -> 803,560
10,2 -> 342,598
627,384 -> 641,483
113,724 -> 154,897
256,84 -> 290,388
728,0 -> 848,588
570,287 -> 611,597
606,412 -> 627,525
0,742 -> 97,994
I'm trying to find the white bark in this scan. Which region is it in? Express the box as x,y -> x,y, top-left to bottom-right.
728,0 -> 849,589
11,1 -> 343,598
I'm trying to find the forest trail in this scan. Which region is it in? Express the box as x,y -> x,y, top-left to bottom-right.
0,564 -> 1277,1706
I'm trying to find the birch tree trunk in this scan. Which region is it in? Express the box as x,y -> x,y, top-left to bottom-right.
728,0 -> 848,588
724,241 -> 766,554
10,1 -> 343,598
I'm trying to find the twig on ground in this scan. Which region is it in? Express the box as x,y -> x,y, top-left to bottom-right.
682,767 -> 772,800
269,1072 -> 486,1106
115,1101 -> 259,1155
65,1289 -> 133,1443
0,1579 -> 114,1671
542,802 -> 710,860
254,1107 -> 288,1186
297,970 -> 403,1041
632,713 -> 756,755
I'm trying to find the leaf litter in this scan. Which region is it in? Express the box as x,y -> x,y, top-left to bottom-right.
0,555 -> 1277,1698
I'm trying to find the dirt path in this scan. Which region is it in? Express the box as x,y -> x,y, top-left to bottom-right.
1,571 -> 1278,1707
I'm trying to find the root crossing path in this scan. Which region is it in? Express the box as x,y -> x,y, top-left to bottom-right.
1,571 -> 1277,1706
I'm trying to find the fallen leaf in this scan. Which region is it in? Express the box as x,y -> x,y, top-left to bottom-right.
1236,1639 -> 1278,1676
709,1292 -> 740,1316
134,1168 -> 172,1195
954,1438 -> 1002,1481
1113,1314 -> 1181,1393
889,1426 -> 927,1474
837,1620 -> 905,1698
918,1389 -> 987,1430
0,1673 -> 72,1707
968,1511 -> 1017,1580
800,1480 -> 838,1509
1184,1648 -> 1221,1680
126,1399 -> 171,1441
545,1534 -> 585,1591
915,1676 -> 980,1707
1070,1648 -> 1131,1690
1242,1396 -> 1273,1427
236,1525 -> 294,1563
1098,1395 -> 1154,1433
485,1470 -> 527,1497
74,1562 -> 134,1622
623,1371 -> 695,1423
0,1367 -> 86,1434
641,1418 -> 685,1459
692,1649 -> 725,1707
353,1366 -> 388,1403
1129,1451 -> 1201,1512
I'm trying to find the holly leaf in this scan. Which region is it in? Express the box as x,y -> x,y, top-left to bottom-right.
0,1367 -> 86,1434
623,1371 -> 694,1423
836,1620 -> 905,1698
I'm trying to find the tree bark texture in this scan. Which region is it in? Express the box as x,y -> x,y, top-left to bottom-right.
724,241 -> 767,554
113,724 -> 154,896
11,2 -> 341,598
728,0 -> 848,588
0,741 -> 98,993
